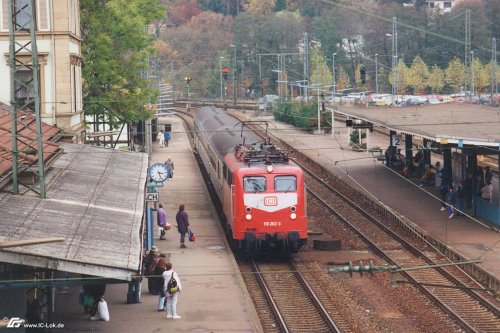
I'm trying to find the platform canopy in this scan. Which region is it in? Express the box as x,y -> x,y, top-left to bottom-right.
333,103 -> 500,147
0,144 -> 148,280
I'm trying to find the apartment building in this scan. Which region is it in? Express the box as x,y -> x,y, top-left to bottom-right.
0,0 -> 84,142
425,0 -> 471,13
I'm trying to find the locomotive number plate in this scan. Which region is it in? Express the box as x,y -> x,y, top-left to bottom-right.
264,196 -> 278,206
263,221 -> 281,227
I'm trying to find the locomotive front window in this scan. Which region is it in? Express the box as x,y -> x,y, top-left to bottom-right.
274,176 -> 297,192
244,176 -> 266,192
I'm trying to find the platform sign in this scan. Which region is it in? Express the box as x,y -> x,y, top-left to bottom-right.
146,192 -> 159,202
391,135 -> 402,146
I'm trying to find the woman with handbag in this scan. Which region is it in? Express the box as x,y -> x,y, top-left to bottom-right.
162,262 -> 182,319
175,204 -> 190,248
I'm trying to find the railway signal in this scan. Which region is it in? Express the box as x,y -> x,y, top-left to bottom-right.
184,77 -> 192,84
360,66 -> 366,84
222,67 -> 229,80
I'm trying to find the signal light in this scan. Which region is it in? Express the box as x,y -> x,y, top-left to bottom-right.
184,77 -> 192,84
360,66 -> 366,84
222,67 -> 229,80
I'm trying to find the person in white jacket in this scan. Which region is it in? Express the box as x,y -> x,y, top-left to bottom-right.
162,262 -> 182,319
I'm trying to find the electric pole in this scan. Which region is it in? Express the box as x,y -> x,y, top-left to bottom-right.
9,0 -> 46,198
464,9 -> 471,99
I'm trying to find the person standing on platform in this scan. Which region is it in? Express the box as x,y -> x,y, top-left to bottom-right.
164,131 -> 171,147
157,203 -> 168,240
176,204 -> 190,249
165,157 -> 174,179
439,176 -> 450,211
481,180 -> 493,203
153,258 -> 167,311
143,246 -> 160,294
162,262 -> 182,319
158,129 -> 165,148
463,173 -> 473,209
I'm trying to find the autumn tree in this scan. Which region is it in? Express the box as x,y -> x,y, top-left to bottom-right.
164,0 -> 201,26
243,0 -> 275,15
427,65 -> 445,94
337,66 -> 351,91
445,57 -> 465,92
310,48 -> 333,91
81,0 -> 165,126
160,12 -> 233,98
471,58 -> 489,95
407,56 -> 429,94
388,59 -> 409,94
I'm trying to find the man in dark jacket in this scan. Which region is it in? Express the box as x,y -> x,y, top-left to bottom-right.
175,204 -> 190,248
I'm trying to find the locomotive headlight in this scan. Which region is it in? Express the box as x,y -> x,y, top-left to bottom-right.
266,165 -> 273,173
290,206 -> 296,212
245,214 -> 252,221
246,207 -> 252,213
290,213 -> 297,220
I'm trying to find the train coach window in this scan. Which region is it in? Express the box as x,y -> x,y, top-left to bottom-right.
274,176 -> 296,192
244,176 -> 266,192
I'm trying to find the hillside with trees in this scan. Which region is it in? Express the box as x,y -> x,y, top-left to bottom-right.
157,0 -> 499,99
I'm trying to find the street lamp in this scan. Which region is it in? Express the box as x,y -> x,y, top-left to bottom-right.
375,53 -> 379,94
332,53 -> 337,102
387,17 -> 398,106
219,56 -> 224,101
471,50 -> 475,98
230,44 -> 237,105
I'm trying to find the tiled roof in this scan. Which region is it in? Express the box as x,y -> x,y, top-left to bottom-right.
0,102 -> 62,186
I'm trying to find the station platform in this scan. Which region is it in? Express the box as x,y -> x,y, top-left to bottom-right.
234,109 -> 500,287
52,116 -> 261,332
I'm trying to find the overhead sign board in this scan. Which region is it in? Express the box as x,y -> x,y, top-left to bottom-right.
146,192 -> 159,202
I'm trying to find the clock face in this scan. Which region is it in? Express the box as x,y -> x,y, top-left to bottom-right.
149,163 -> 169,182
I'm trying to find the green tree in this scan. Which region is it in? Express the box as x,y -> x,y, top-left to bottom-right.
471,58 -> 488,95
310,48 -> 333,90
81,0 -> 164,126
407,55 -> 429,94
427,65 -> 445,94
388,59 -> 409,94
445,57 -> 465,93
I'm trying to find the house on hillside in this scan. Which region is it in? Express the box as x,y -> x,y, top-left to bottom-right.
0,0 -> 84,142
425,0 -> 472,13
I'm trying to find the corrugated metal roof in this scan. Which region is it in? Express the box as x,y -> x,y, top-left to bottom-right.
0,143 -> 148,280
0,102 -> 62,186
332,103 -> 500,147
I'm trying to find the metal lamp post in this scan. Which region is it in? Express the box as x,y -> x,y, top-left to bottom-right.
230,44 -> 237,105
375,53 -> 379,94
219,56 -> 224,101
332,53 -> 336,102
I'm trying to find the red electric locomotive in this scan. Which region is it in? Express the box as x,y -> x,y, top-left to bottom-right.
194,107 -> 307,254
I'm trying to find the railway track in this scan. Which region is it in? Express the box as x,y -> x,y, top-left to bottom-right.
240,259 -> 341,333
221,109 -> 500,332
173,106 -> 500,332
302,169 -> 500,333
